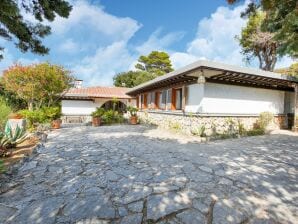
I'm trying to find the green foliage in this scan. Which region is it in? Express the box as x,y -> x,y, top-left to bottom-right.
0,97 -> 12,131
135,51 -> 174,76
127,106 -> 138,116
0,159 -> 5,173
0,82 -> 27,111
4,126 -> 28,148
238,11 -> 278,71
237,120 -> 247,136
113,51 -> 173,88
229,0 -> 298,58
258,111 -> 274,129
1,63 -> 74,110
0,0 -> 72,60
275,62 -> 298,78
91,108 -> 105,117
42,107 -> 61,120
101,110 -> 124,124
0,125 -> 28,156
246,128 -> 265,136
191,125 -> 206,137
19,106 -> 61,128
114,71 -> 157,88
168,121 -> 182,131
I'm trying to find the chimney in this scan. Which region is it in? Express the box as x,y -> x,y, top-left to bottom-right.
74,79 -> 83,88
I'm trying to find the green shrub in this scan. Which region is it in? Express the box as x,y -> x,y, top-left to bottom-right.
101,110 -> 124,124
0,160 -> 5,173
258,111 -> 274,129
127,106 -> 138,116
191,125 -> 206,137
91,108 -> 105,118
246,128 -> 265,136
168,121 -> 182,131
0,97 -> 12,131
42,107 -> 61,120
237,120 -> 247,136
19,106 -> 61,129
19,109 -> 48,127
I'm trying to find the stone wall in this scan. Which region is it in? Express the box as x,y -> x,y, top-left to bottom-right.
138,111 -> 287,136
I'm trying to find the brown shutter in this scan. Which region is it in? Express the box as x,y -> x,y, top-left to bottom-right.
171,88 -> 176,110
144,93 -> 147,109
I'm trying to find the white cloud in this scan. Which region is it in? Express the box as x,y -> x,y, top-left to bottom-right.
136,28 -> 184,55
58,39 -> 80,53
73,41 -> 135,86
171,3 -> 248,69
51,0 -> 141,42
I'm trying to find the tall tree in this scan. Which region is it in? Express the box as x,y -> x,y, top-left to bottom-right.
113,71 -> 156,88
227,0 -> 298,58
238,11 -> 278,71
1,63 -> 74,110
114,51 -> 174,88
0,0 -> 72,60
135,51 -> 174,76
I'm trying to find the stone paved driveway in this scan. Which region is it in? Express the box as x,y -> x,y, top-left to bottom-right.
1,125 -> 297,224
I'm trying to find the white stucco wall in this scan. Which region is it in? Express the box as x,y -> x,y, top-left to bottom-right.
62,100 -> 100,115
185,83 -> 204,113
62,98 -> 136,115
185,82 -> 286,114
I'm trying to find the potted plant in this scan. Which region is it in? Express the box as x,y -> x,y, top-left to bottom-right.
91,108 -> 105,127
44,107 -> 62,129
127,106 -> 138,125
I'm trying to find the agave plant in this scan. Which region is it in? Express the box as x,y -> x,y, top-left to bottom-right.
5,126 -> 28,148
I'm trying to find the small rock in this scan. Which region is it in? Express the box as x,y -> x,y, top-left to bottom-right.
199,166 -> 213,173
147,192 -> 192,221
128,201 -> 143,213
120,213 -> 143,224
176,209 -> 206,224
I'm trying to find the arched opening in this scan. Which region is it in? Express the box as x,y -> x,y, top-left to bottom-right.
100,100 -> 127,112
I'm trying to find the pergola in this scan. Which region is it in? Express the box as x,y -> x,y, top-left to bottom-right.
127,60 -> 298,131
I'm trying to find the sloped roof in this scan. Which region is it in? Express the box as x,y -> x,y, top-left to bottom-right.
64,86 -> 133,99
126,60 -> 298,95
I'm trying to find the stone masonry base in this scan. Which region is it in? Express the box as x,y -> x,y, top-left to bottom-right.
138,111 -> 287,136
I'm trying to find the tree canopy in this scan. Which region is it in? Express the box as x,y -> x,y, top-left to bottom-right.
228,0 -> 297,65
114,51 -> 174,88
1,63 -> 74,110
135,51 -> 174,76
238,11 -> 278,71
0,0 -> 72,60
275,62 -> 298,78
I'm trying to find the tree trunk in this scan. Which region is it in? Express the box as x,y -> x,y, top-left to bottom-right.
28,100 -> 34,111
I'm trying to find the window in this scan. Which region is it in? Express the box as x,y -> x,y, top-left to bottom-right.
175,88 -> 182,110
160,90 -> 167,109
140,94 -> 144,109
166,89 -> 172,110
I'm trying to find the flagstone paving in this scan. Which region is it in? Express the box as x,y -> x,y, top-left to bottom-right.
0,125 -> 297,224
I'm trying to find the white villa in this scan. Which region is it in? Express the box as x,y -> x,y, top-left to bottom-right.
61,83 -> 136,123
61,60 -> 298,133
126,60 -> 298,133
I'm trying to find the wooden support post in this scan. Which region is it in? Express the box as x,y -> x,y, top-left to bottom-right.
182,85 -> 186,112
293,84 -> 298,132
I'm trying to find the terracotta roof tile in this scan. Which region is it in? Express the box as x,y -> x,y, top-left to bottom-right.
64,86 -> 133,99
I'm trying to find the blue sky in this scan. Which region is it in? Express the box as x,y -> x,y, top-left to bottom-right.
0,0 -> 293,86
